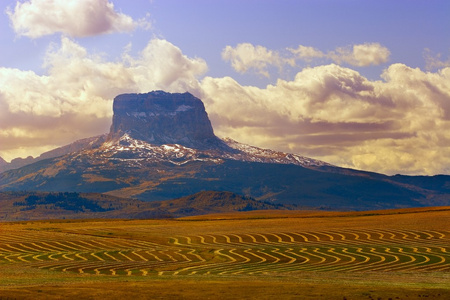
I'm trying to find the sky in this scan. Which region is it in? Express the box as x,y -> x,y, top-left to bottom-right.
0,0 -> 449,175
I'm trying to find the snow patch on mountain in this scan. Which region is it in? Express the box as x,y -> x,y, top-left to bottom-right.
222,138 -> 329,167
175,105 -> 193,112
95,134 -> 328,168
97,133 -> 223,165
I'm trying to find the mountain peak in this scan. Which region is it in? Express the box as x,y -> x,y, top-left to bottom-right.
2,90 -> 450,210
108,91 -> 222,149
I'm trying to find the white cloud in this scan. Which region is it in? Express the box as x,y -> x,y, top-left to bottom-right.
125,39 -> 207,92
7,0 -> 137,38
0,37 -> 207,161
2,35 -> 450,176
329,43 -> 391,67
222,43 -> 281,77
201,63 -> 450,175
223,42 -> 390,76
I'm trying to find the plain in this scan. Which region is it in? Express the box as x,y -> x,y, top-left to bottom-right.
0,207 -> 449,299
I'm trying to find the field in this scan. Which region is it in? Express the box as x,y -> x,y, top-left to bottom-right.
1,207 -> 449,299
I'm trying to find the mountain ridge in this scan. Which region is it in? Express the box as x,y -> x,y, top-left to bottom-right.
1,90 -> 450,211
0,190 -> 290,221
0,135 -> 107,173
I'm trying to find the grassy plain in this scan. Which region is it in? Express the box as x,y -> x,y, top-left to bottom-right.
0,207 -> 449,299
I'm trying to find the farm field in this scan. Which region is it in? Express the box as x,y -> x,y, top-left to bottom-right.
1,207 -> 449,299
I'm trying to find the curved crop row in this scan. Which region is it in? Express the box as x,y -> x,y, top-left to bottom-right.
0,229 -> 448,275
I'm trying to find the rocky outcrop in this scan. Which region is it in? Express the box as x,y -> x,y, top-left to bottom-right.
108,91 -> 223,149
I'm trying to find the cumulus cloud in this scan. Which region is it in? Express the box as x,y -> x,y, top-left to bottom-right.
222,43 -> 282,77
6,0 -> 138,38
124,39 -> 207,92
329,43 -> 391,67
224,42 -> 390,76
201,63 -> 450,175
2,35 -> 449,176
0,37 -> 207,161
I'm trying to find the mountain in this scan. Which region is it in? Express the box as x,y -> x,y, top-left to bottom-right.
109,91 -> 223,150
1,90 -> 450,211
0,190 -> 288,221
0,157 -> 8,173
0,135 -> 106,173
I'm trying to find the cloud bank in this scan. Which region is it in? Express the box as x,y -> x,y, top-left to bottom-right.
1,36 -> 449,176
223,42 -> 390,76
0,37 -> 206,160
7,0 -> 140,38
201,63 -> 450,175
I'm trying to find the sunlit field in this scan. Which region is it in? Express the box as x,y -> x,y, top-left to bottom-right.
1,207 -> 449,299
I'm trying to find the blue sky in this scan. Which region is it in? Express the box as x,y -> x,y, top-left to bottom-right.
149,0 -> 449,79
2,1 -> 448,82
1,0 -> 450,175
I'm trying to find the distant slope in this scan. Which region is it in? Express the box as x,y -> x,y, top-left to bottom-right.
0,135 -> 106,173
1,155 -> 445,211
0,156 -> 432,211
135,160 -> 429,210
151,191 -> 289,217
0,191 -> 290,222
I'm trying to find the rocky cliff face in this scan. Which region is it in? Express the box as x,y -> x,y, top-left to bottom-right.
108,91 -> 222,149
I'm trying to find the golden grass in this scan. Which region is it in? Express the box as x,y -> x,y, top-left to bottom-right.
1,274 -> 449,300
0,207 -> 449,299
